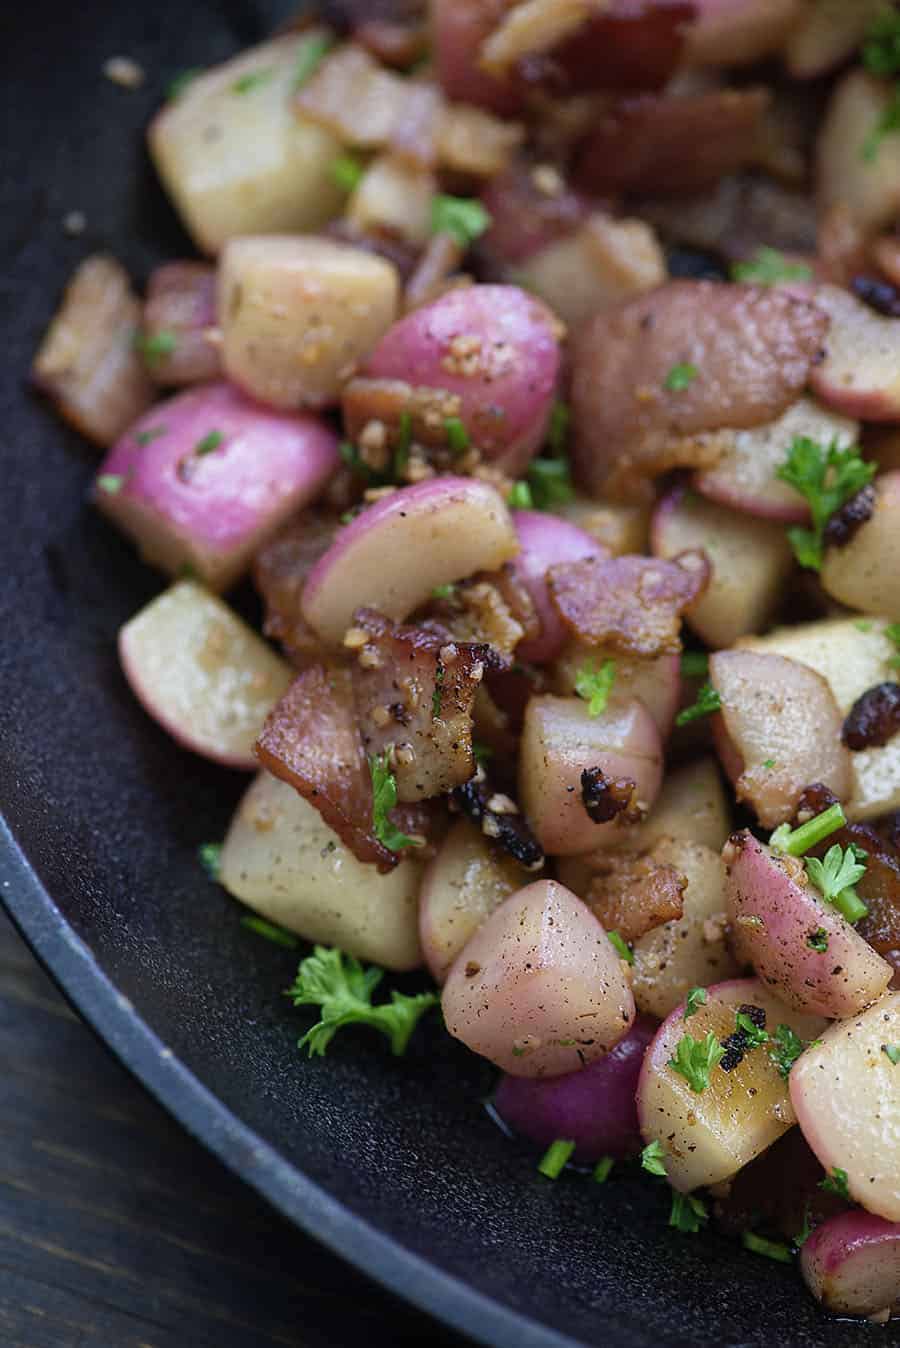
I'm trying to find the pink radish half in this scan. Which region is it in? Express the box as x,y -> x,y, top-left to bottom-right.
510,510 -> 605,664
800,1210 -> 900,1317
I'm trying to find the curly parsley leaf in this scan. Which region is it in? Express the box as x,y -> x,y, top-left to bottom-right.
669,1191 -> 708,1234
776,436 -> 875,571
431,194 -> 491,247
805,844 -> 868,924
369,753 -> 423,852
675,681 -> 721,726
768,1022 -> 804,1080
289,945 -> 437,1057
735,1010 -> 769,1051
819,1166 -> 851,1202
574,657 -> 616,717
641,1140 -> 668,1177
664,362 -> 699,392
684,986 -> 708,1020
731,247 -> 812,286
667,1031 -> 724,1094
807,926 -> 829,953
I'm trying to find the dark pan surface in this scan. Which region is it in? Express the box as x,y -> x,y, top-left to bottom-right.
0,5 -> 887,1345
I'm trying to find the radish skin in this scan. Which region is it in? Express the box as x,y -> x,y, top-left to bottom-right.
800,1210 -> 900,1318
510,510 -> 604,664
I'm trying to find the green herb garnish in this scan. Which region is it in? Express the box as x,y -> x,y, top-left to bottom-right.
166,68 -> 203,101
330,154 -> 365,192
776,436 -> 875,571
96,474 -> 124,495
885,621 -> 900,669
684,987 -> 708,1021
240,915 -> 298,948
735,1010 -> 769,1051
431,583 -> 456,600
807,927 -> 829,953
135,425 -> 167,447
805,844 -> 868,924
289,945 -> 437,1056
768,1023 -> 804,1080
473,741 -> 493,765
135,329 -> 177,367
882,1044 -> 900,1065
430,194 -> 492,247
607,930 -> 634,965
862,84 -> 900,162
819,1167 -> 850,1201
232,68 -> 272,94
394,411 -> 412,479
641,1141 -> 668,1177
675,681 -> 721,726
669,1191 -> 708,1234
547,399 -> 570,457
194,430 -> 225,456
444,417 -> 469,454
526,456 -> 575,510
593,1156 -> 614,1184
795,1203 -> 812,1249
507,481 -> 533,509
742,1231 -> 793,1264
538,1138 -> 575,1179
293,32 -> 335,89
574,658 -> 616,717
863,8 -> 900,77
664,362 -> 699,392
369,753 -> 423,852
762,758 -> 776,770
198,841 -> 222,881
432,661 -> 444,719
731,247 -> 812,286
769,802 -> 847,857
667,1031 -> 725,1094
680,651 -> 709,678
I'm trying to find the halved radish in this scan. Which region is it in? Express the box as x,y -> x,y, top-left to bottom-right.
519,695 -> 663,856
724,831 -> 892,1018
552,641 -> 681,741
510,510 -> 604,664
220,772 -> 423,970
785,0 -> 882,79
790,993 -> 900,1222
637,976 -> 826,1192
556,495 -> 651,557
817,70 -> 900,237
810,285 -> 900,422
118,581 -> 293,769
821,471 -> 900,621
441,879 -> 635,1078
800,1210 -> 900,1318
418,818 -> 527,984
301,477 -> 519,644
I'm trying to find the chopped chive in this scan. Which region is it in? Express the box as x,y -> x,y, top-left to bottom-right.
240,915 -> 299,948
194,430 -> 225,456
293,32 -> 335,89
96,474 -> 124,495
198,842 -> 222,881
330,154 -> 365,192
742,1231 -> 793,1264
769,803 -> 846,857
444,417 -> 470,454
232,68 -> 273,94
607,930 -> 634,964
593,1156 -> 614,1184
537,1138 -> 576,1179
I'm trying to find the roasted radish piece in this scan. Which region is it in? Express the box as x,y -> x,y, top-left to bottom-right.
346,154 -> 436,247
493,1016 -> 656,1161
118,581 -> 293,769
786,0 -> 883,79
621,757 -> 732,854
509,511 -> 603,665
740,618 -> 900,821
142,263 -> 220,387
301,478 -> 518,645
684,0 -> 804,68
148,33 -> 345,254
519,695 -> 663,856
821,473 -> 900,621
709,650 -> 852,828
219,237 -> 400,411
32,255 -> 154,448
800,1211 -> 900,1319
637,977 -> 825,1192
817,70 -> 900,237
724,831 -> 892,1018
360,285 -> 561,476
441,879 -> 635,1078
220,772 -> 422,970
552,642 -> 681,741
556,496 -> 651,557
632,838 -> 740,1021
418,819 -> 527,984
695,398 -> 859,524
791,993 -> 900,1222
810,286 -> 900,422
652,488 -> 793,649
94,383 -> 340,592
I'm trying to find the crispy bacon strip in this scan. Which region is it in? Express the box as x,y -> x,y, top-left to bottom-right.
587,846 -> 687,944
252,514 -> 337,666
548,551 -> 710,656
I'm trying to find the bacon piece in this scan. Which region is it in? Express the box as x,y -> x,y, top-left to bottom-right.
342,376 -> 465,454
574,88 -> 770,197
571,280 -> 830,499
451,767 -> 544,871
587,845 -> 687,943
547,551 -> 710,656
252,513 -> 337,666
349,608 -> 497,801
256,665 -> 398,872
580,767 -> 643,825
142,262 -> 220,386
534,0 -> 695,95
842,683 -> 900,752
637,174 -> 818,264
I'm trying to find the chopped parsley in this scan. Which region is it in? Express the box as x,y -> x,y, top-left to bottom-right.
430,194 -> 492,248
667,1031 -> 725,1094
641,1140 -> 668,1177
680,651 -> 709,678
684,987 -> 708,1020
444,417 -> 470,454
593,1156 -> 614,1184
805,843 -> 868,924
330,154 -> 365,192
473,741 -> 494,765
135,329 -> 177,367
819,1167 -> 851,1202
856,619 -> 874,632
669,1191 -> 708,1234
240,915 -> 298,948
194,430 -> 225,456
294,32 -> 335,89
807,927 -> 830,953
795,1203 -> 812,1249
664,362 -> 699,392
96,474 -> 125,495
232,68 -> 273,94
607,930 -> 634,965
762,758 -> 776,770
574,657 -> 616,717
862,84 -> 900,162
548,400 -> 570,456
198,841 -> 222,881
768,1022 -> 805,1080
885,621 -> 900,669
883,1044 -> 900,1065
135,425 -> 167,447
431,583 -> 456,600
526,456 -> 575,510
863,8 -> 900,77
432,661 -> 444,718
394,411 -> 413,479
735,1009 -> 769,1051
507,481 -> 533,509
166,67 -> 203,101
769,802 -> 846,857
369,753 -> 422,852
675,681 -> 721,726
288,945 -> 437,1056
731,247 -> 812,287
538,1138 -> 575,1179
742,1231 -> 793,1264
775,436 -> 875,571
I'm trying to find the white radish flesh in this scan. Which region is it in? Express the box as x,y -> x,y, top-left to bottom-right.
810,285 -> 900,422
821,472 -> 900,621
817,70 -> 900,237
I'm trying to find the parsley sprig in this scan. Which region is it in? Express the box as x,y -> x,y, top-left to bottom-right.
819,1166 -> 851,1202
574,658 -> 616,717
684,987 -> 708,1020
667,1031 -> 725,1094
289,945 -> 437,1056
641,1141 -> 668,1177
675,681 -> 721,726
775,436 -> 875,571
369,753 -> 423,853
805,844 -> 869,924
768,1023 -> 805,1080
670,1192 -> 708,1234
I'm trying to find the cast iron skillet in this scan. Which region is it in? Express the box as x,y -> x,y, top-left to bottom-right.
0,5 -> 883,1345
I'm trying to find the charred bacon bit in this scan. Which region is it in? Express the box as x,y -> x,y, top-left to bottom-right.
573,88 -> 770,198
142,262 -> 220,386
255,665 -> 398,872
252,513 -> 337,666
349,608 -> 497,801
32,254 -> 155,447
580,766 -> 643,825
851,274 -> 900,320
451,767 -> 544,871
822,484 -> 876,549
842,683 -> 900,751
587,847 -> 686,943
548,551 -> 709,657
533,0 -> 695,96
719,1002 -> 766,1073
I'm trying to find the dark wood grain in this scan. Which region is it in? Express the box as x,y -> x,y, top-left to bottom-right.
0,912 -> 465,1348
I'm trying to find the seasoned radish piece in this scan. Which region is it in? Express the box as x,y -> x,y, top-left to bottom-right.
219,237 -> 399,411
493,1016 -> 657,1161
621,757 -> 732,854
810,286 -> 900,422
361,285 -> 561,476
220,772 -> 422,970
637,977 -> 825,1192
419,819 -> 526,984
724,831 -> 892,1018
94,383 -> 339,592
119,581 -> 293,769
821,472 -> 900,621
632,838 -> 740,1021
148,33 -> 345,254
509,511 -> 604,665
346,154 -> 436,247
301,478 -> 518,645
740,617 -> 900,821
786,0 -> 882,79
552,642 -> 681,741
652,488 -> 793,649
441,879 -> 635,1078
709,650 -> 851,828
817,70 -> 900,236
800,1210 -> 900,1318
695,398 -> 858,523
556,496 -> 651,557
519,696 -> 663,856
791,993 -> 900,1222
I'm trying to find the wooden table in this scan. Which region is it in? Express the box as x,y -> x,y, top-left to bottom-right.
0,911 -> 464,1348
